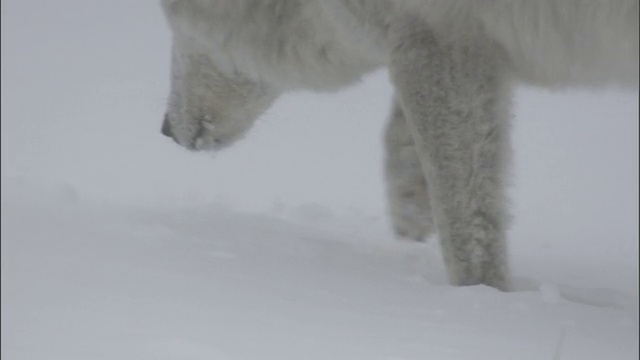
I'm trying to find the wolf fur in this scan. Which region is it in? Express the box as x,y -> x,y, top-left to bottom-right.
160,0 -> 639,290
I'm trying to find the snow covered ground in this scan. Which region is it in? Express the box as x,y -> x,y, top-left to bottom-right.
2,1 -> 638,359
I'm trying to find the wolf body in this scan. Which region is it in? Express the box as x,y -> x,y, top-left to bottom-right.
160,0 -> 639,290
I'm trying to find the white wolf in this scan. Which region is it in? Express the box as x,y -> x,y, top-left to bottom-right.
159,0 -> 639,290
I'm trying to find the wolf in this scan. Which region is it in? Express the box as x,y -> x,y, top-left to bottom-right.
159,0 -> 639,290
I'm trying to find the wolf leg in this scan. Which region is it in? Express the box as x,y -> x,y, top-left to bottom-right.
389,27 -> 512,290
384,96 -> 435,242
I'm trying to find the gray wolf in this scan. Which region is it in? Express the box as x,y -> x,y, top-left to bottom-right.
159,0 -> 638,290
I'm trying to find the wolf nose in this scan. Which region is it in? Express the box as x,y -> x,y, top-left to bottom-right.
161,115 -> 173,138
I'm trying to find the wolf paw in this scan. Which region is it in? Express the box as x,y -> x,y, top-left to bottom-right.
391,205 -> 434,242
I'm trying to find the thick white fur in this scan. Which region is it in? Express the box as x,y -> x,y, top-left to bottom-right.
160,0 -> 639,290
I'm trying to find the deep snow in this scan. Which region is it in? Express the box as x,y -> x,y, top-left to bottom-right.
2,1 -> 638,359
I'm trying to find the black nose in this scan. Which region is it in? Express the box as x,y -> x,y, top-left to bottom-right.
161,115 -> 173,138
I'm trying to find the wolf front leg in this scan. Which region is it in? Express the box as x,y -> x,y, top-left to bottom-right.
384,96 -> 435,242
389,29 -> 512,290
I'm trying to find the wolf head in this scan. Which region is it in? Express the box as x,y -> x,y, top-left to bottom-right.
159,0 -> 279,151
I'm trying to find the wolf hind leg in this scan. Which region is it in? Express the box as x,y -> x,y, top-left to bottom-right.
384,97 -> 435,242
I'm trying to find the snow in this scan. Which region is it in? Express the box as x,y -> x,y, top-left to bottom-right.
2,1 -> 638,359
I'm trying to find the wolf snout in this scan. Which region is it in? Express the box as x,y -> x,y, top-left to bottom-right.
160,114 -> 223,151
